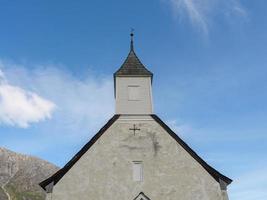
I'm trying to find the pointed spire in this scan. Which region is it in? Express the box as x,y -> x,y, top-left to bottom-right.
130,28 -> 134,51
114,31 -> 153,77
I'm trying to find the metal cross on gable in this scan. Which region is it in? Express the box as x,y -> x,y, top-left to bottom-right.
129,124 -> 140,135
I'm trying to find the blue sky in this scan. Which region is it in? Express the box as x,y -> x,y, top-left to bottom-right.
0,0 -> 266,199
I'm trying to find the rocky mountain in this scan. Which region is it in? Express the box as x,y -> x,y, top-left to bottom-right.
0,147 -> 59,200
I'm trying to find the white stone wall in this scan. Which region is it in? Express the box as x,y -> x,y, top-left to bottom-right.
115,77 -> 153,114
51,116 -> 225,200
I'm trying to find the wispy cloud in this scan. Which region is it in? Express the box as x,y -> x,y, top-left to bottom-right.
229,167 -> 267,200
165,0 -> 247,34
0,66 -> 55,128
166,118 -> 267,144
166,119 -> 193,138
1,60 -> 114,134
0,60 -> 114,164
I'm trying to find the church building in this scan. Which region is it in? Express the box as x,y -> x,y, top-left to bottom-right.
40,34 -> 232,200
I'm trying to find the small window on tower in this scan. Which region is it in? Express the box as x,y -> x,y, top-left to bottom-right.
132,161 -> 143,181
128,85 -> 140,101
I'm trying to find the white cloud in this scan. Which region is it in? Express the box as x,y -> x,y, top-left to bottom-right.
0,68 -> 55,128
0,60 -> 114,163
1,61 -> 114,135
166,0 -> 247,34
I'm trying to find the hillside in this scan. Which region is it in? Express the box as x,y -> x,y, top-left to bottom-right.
0,147 -> 59,200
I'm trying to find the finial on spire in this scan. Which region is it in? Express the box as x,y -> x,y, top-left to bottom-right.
130,28 -> 134,51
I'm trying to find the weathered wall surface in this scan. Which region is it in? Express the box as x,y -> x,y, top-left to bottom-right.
51,116 -> 225,200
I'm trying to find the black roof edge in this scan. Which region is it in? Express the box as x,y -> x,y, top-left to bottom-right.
151,114 -> 233,185
39,114 -> 120,190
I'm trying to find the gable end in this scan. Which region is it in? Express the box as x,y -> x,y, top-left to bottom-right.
40,114 -> 232,191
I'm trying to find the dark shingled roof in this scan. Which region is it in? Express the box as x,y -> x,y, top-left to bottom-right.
39,114 -> 232,191
114,34 -> 153,77
114,50 -> 153,77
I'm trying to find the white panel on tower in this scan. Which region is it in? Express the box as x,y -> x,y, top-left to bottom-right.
128,85 -> 140,101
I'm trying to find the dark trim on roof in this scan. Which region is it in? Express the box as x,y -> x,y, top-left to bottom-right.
39,115 -> 120,190
151,114 -> 232,185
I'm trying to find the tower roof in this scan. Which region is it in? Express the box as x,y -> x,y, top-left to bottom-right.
114,33 -> 153,77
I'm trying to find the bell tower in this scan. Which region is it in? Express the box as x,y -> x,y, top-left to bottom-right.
114,33 -> 153,115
